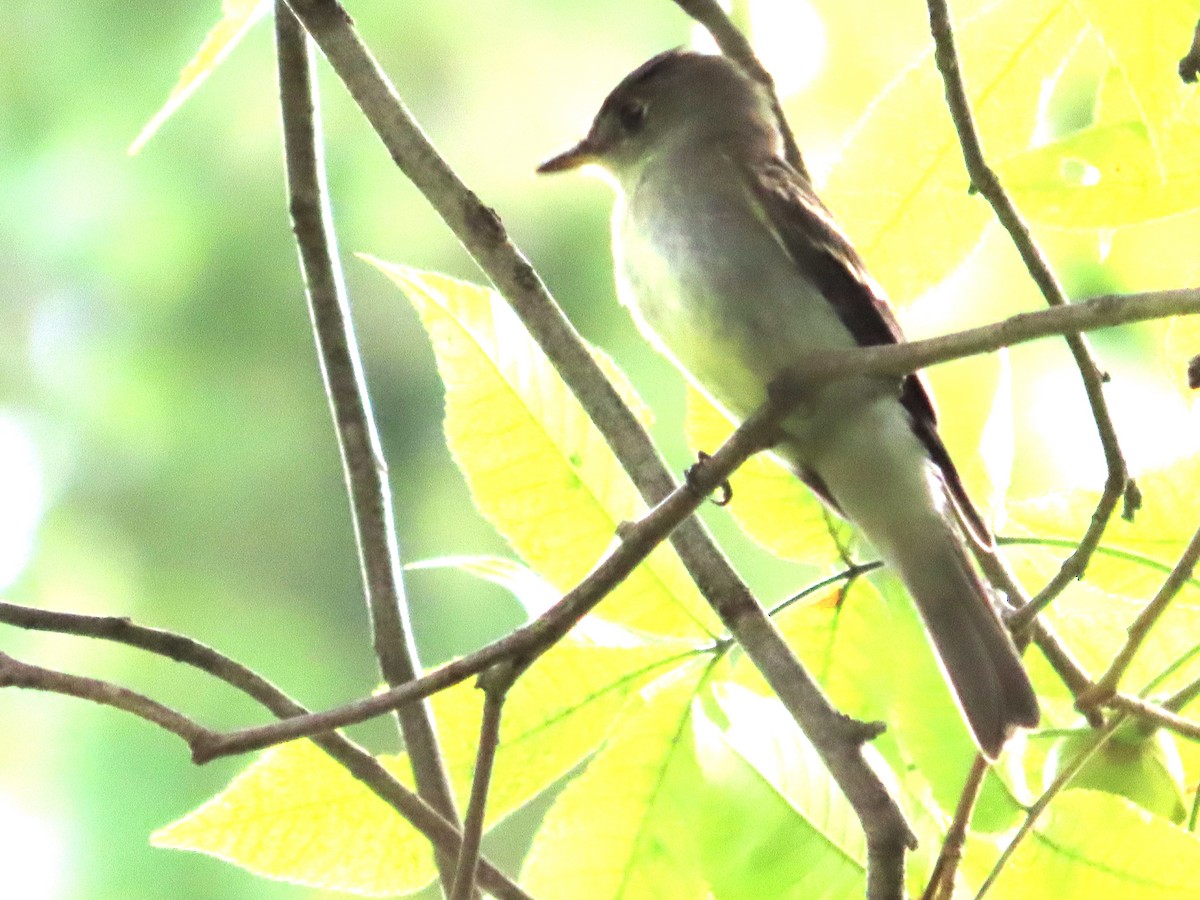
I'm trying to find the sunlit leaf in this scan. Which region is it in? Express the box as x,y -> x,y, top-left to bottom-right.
365,261 -> 714,637
692,683 -> 866,899
999,122 -> 1200,227
129,0 -> 270,155
520,660 -> 710,898
1081,0 -> 1200,168
1044,725 -> 1188,824
820,0 -> 1086,302
1009,453 -> 1200,564
430,629 -> 702,829
968,790 -> 1200,898
151,742 -> 434,896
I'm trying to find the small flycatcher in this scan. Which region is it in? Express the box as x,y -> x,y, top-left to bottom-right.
538,49 -> 1038,757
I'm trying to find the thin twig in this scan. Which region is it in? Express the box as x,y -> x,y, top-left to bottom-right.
0,651 -> 205,743
1079,523 -> 1200,707
1109,692 -> 1200,742
671,0 -> 809,180
976,715 -> 1124,898
925,0 -> 1135,630
921,754 -> 988,900
785,289 -> 1200,387
176,279 -> 1200,759
451,663 -> 516,900
274,7 -> 461,890
0,600 -> 530,900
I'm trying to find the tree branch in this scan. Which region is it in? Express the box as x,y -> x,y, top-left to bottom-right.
450,663 -> 515,900
0,651 -> 205,744
926,0 -> 1136,629
1080,522 -> 1200,706
921,754 -> 988,900
274,8 -> 461,891
0,601 -> 530,900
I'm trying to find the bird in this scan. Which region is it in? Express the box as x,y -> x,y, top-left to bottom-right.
537,49 -> 1038,757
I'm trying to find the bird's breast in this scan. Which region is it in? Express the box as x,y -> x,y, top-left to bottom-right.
614,169 -> 865,434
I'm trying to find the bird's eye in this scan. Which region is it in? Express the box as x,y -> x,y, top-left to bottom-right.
617,99 -> 648,133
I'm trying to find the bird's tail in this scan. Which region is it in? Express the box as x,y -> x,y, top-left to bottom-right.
881,506 -> 1039,758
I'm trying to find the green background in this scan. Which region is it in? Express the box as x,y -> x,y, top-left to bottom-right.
2,1 -> 1195,898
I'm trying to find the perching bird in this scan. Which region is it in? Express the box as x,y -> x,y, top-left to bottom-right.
538,49 -> 1038,757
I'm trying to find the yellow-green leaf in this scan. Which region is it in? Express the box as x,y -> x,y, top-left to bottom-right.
1082,0 -> 1200,170
820,0 -> 1086,302
151,741 -> 434,896
1045,725 -> 1188,824
129,0 -> 269,155
431,629 -> 702,829
520,661 -> 710,899
693,683 -> 867,899
365,260 -> 714,637
1009,453 -> 1200,564
967,790 -> 1200,898
999,123 -> 1200,227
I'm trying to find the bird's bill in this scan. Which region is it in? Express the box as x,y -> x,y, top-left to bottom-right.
536,137 -> 599,174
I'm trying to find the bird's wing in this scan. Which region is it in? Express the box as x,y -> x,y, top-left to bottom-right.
741,155 -> 992,548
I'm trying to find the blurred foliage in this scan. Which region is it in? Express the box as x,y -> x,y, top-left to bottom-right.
3,0 -> 1200,898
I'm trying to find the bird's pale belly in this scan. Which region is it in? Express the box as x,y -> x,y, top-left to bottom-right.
616,212 -> 891,461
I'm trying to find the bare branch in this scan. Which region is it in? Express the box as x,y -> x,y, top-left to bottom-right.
785,289 -> 1200,387
274,7 -> 461,890
451,663 -> 516,900
926,0 -> 1135,624
0,651 -> 204,744
921,754 -> 988,900
0,601 -> 530,900
1079,523 -> 1200,707
191,392 -> 781,761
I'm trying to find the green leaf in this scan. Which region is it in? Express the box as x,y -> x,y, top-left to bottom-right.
692,683 -> 866,899
365,261 -> 714,637
430,630 -> 702,830
684,387 -> 852,567
520,660 -> 711,898
999,122 -> 1200,227
1082,0 -> 1200,156
820,0 -> 1086,302
151,741 -> 435,896
1044,725 -> 1188,824
129,0 -> 269,155
969,790 -> 1200,898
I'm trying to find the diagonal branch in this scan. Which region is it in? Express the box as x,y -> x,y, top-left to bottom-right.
0,650 -> 205,742
180,286 -> 1196,752
274,7 -> 461,891
0,601 -> 529,900
1079,522 -> 1200,706
925,0 -> 1136,630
